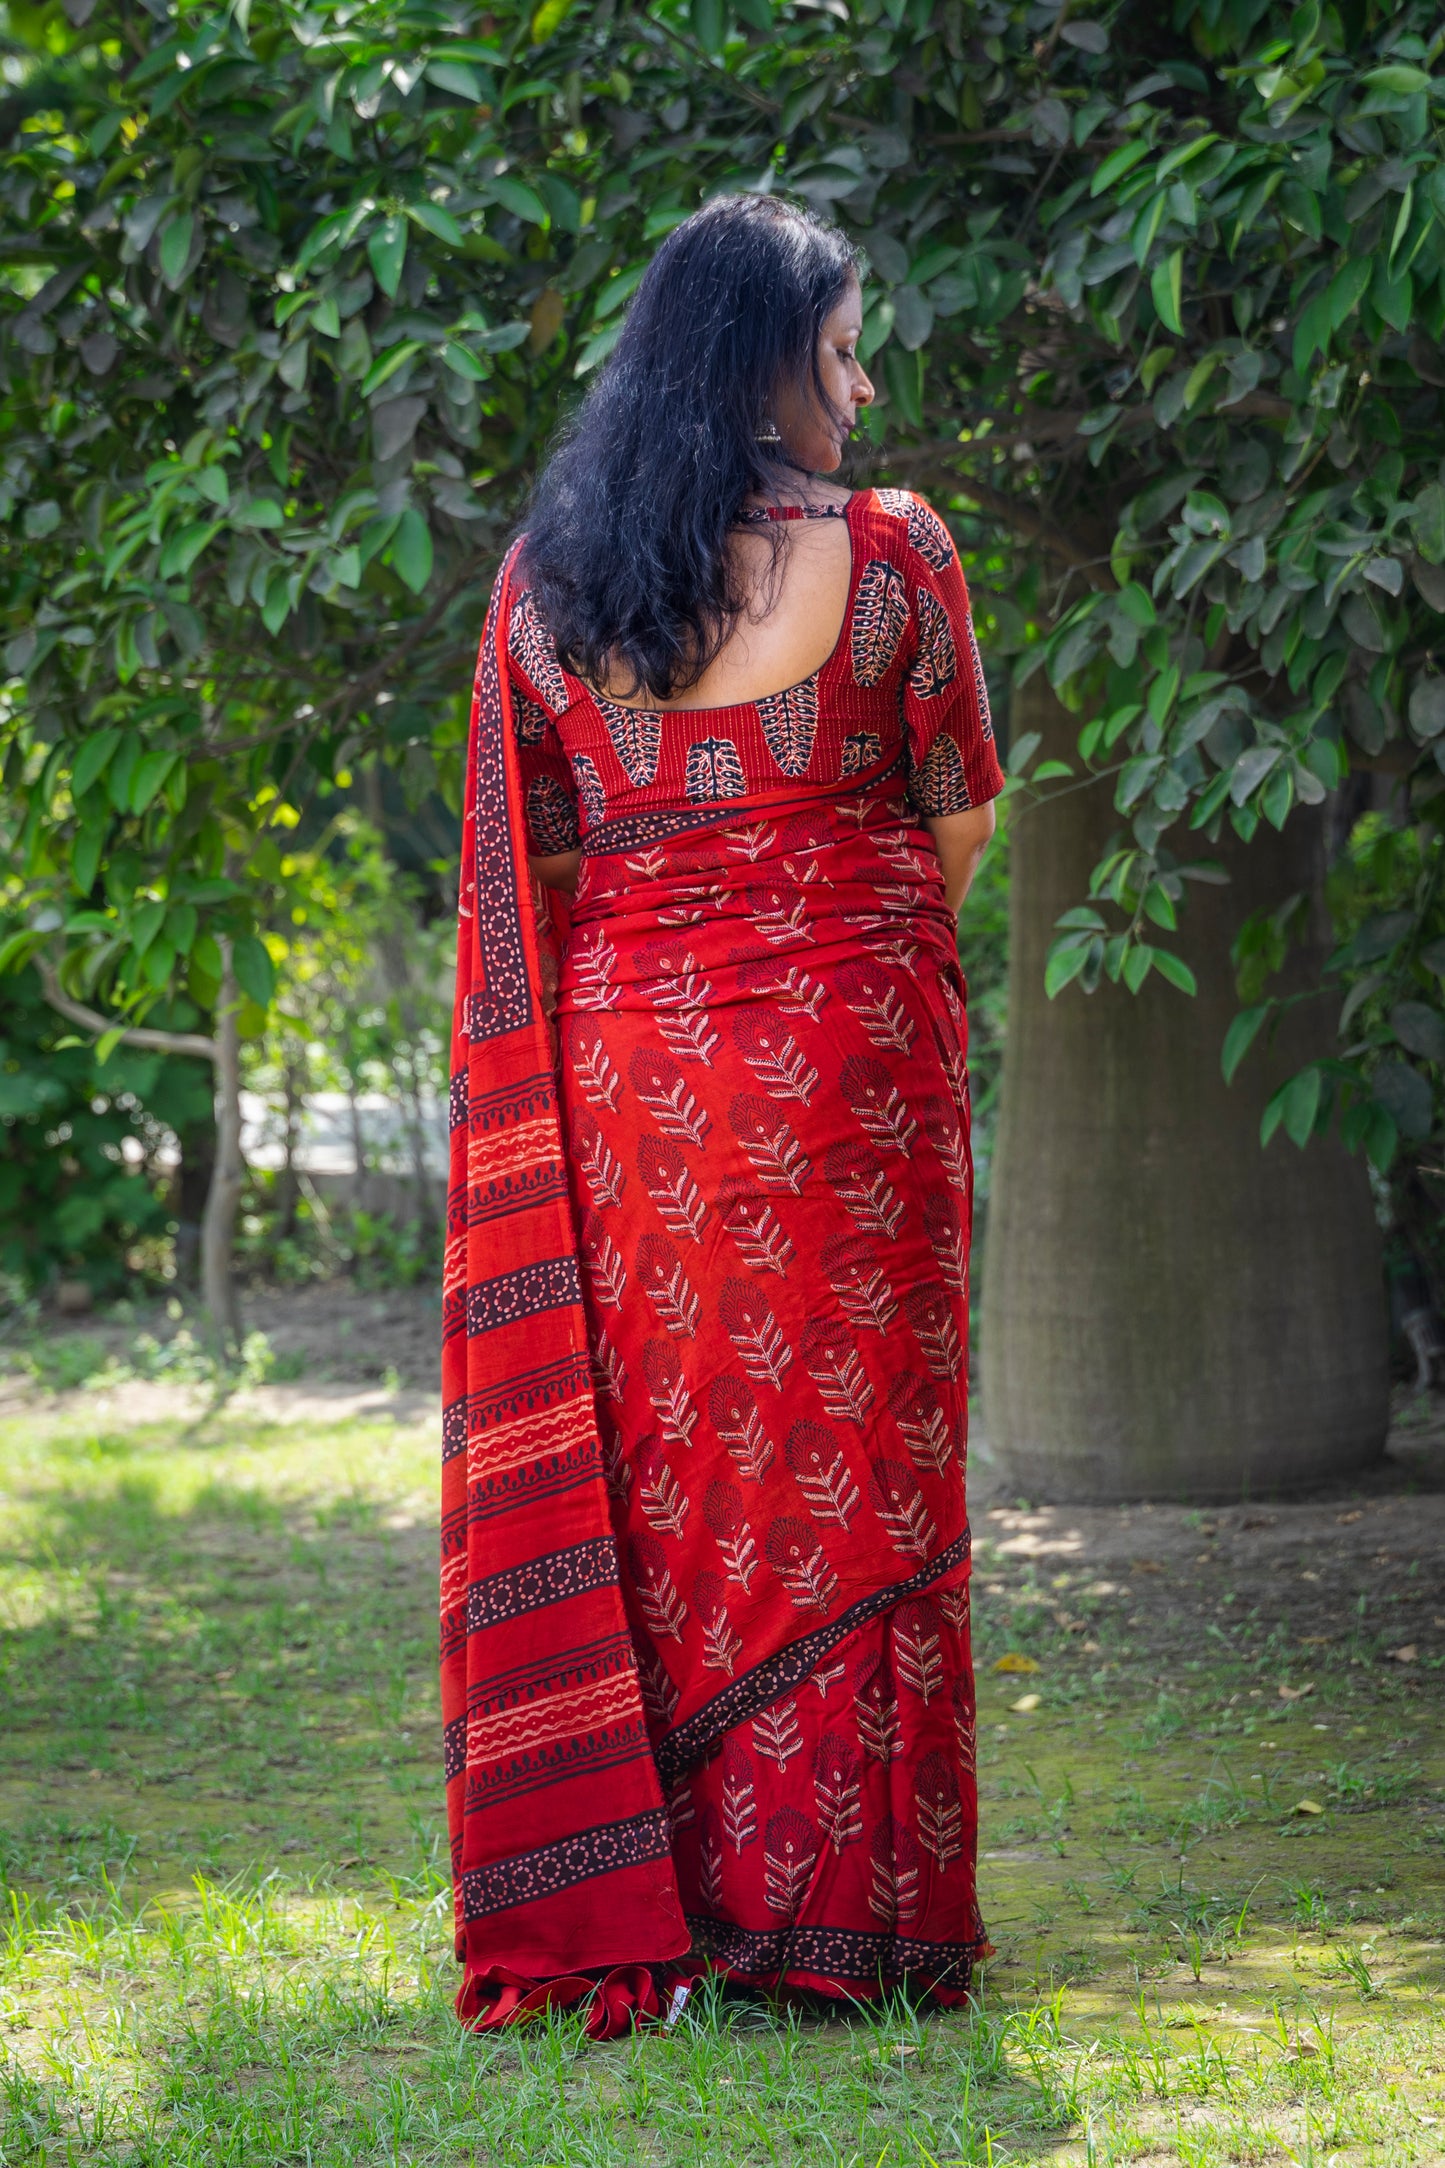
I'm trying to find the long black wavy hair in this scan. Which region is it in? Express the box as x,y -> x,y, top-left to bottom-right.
519,194 -> 860,703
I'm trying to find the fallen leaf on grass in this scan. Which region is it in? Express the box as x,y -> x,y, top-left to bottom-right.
1278,1682 -> 1315,1701
1386,1644 -> 1418,1664
993,1653 -> 1040,1673
1336,1509 -> 1363,1525
1291,1800 -> 1324,1817
1010,1693 -> 1041,1714
1132,1559 -> 1164,1574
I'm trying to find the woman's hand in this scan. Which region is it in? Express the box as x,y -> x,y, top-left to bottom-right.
528,849 -> 583,895
923,803 -> 996,916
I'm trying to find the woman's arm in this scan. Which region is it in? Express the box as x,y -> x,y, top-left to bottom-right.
923,802 -> 996,915
528,848 -> 583,894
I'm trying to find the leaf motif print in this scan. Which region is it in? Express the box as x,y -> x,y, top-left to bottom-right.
596,1405 -> 630,1502
868,1812 -> 921,1928
524,774 -> 580,854
886,1371 -> 959,1477
594,693 -> 661,786
732,1007 -> 818,1103
853,1650 -> 902,1763
923,1190 -> 968,1295
719,1277 -> 793,1387
571,1108 -> 626,1208
908,588 -> 958,701
851,558 -> 910,687
570,749 -> 608,829
813,1733 -> 863,1854
836,962 -> 917,1057
570,924 -> 619,1013
930,1009 -> 970,1104
916,1748 -> 964,1872
757,676 -> 819,778
693,1569 -> 742,1676
721,1738 -> 758,1854
720,821 -> 778,862
866,1459 -> 940,1563
638,1134 -> 708,1241
716,1178 -> 794,1278
590,1328 -> 627,1404
566,1024 -> 624,1111
627,1533 -> 688,1642
727,1094 -> 811,1193
765,1516 -> 838,1613
638,1233 -> 701,1337
783,1417 -> 862,1527
763,1806 -> 818,1920
508,587 -> 569,711
838,1053 -> 918,1151
799,1321 -> 875,1431
964,600 -> 994,740
951,1676 -> 978,1776
639,937 -> 720,1067
706,1375 -> 775,1483
637,1435 -> 690,1537
809,1657 -> 846,1697
511,689 -> 550,748
642,1338 -> 698,1448
819,1233 -> 897,1330
906,496 -> 957,573
894,1598 -> 944,1704
685,734 -> 748,802
579,1210 -> 627,1310
627,1048 -> 711,1146
936,1581 -> 969,1633
743,882 -> 812,948
902,1283 -> 965,1383
702,1478 -> 759,1590
752,1700 -> 805,1771
735,959 -> 829,1020
917,1093 -> 970,1193
912,731 -> 972,816
841,728 -> 884,777
698,1806 -> 725,1911
637,1643 -> 679,1726
821,1143 -> 905,1240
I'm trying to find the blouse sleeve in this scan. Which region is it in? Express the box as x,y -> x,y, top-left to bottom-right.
505,581 -> 581,856
897,496 -> 1005,818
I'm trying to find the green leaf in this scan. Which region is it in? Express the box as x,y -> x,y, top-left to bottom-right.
393,507 -> 433,595
1291,286 -> 1333,376
427,59 -> 485,99
406,200 -> 464,247
1281,1064 -> 1322,1147
71,728 -> 122,800
442,339 -> 489,382
487,176 -> 548,225
232,494 -> 284,530
1410,482 -> 1445,565
1150,250 -> 1184,337
129,748 -> 178,814
1222,1003 -> 1272,1083
367,215 -> 407,300
1371,1059 -> 1431,1141
1044,937 -> 1095,998
72,825 -> 104,897
159,210 -> 194,289
690,0 -> 726,54
1122,942 -> 1154,993
158,520 -> 221,580
1363,63 -> 1432,94
359,339 -> 425,397
1055,906 -> 1107,932
531,0 -> 576,37
1090,139 -> 1150,197
0,927 -> 49,977
1390,1000 -> 1445,1063
231,933 -> 276,1009
1151,948 -> 1197,996
1006,730 -> 1043,778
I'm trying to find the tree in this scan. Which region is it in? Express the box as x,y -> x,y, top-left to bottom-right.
1,0 -> 1438,1453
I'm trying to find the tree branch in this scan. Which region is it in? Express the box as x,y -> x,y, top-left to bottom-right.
38,956 -> 217,1062
873,451 -> 1115,585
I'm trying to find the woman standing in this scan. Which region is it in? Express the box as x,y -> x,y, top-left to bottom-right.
442,195 -> 1001,2035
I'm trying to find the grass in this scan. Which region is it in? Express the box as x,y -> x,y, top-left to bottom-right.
0,1387 -> 1442,2165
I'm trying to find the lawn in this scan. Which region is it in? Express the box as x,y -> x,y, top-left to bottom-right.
0,1345 -> 1442,2167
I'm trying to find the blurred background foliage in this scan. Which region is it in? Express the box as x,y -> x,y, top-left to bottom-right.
0,0 -> 1440,1343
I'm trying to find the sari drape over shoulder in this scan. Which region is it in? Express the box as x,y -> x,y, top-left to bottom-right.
442,491 -> 1004,2035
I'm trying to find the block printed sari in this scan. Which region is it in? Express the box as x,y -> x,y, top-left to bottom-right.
442,490 -> 1004,2035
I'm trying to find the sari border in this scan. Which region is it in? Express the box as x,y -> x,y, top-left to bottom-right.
653,1526 -> 971,1785
685,1913 -> 987,1987
578,748 -> 908,859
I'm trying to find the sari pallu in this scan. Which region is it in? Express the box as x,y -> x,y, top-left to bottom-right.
443,544 -> 986,2035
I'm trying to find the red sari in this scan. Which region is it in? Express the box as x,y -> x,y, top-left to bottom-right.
442,491 -> 1003,2034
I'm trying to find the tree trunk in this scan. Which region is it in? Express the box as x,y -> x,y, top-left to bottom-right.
173,1099 -> 216,1287
201,947 -> 245,1358
980,674 -> 1390,1503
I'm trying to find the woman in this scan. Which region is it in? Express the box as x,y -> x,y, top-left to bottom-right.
442,195 -> 1001,2037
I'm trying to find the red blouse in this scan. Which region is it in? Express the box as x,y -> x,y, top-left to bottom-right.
505,487 -> 1002,856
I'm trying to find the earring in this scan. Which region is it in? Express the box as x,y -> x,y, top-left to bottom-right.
755,416 -> 782,445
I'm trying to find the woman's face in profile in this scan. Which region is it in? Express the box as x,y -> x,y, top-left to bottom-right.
773,275 -> 874,474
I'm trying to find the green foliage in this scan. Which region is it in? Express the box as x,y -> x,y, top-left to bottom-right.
0,958 -> 210,1291
0,0 -> 1441,1204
